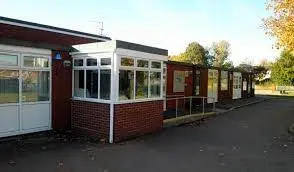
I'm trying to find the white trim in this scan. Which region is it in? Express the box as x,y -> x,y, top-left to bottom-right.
113,97 -> 164,104
0,20 -> 109,42
0,44 -> 51,55
0,45 -> 52,138
72,97 -> 111,104
109,103 -> 114,143
116,48 -> 168,61
70,49 -> 115,56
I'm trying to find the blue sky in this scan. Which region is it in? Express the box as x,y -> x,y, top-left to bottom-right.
1,0 -> 279,65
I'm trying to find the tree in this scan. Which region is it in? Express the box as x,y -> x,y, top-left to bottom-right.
271,49 -> 294,85
222,60 -> 234,70
264,0 -> 294,50
252,66 -> 269,81
235,63 -> 254,73
205,48 -> 215,67
211,40 -> 231,68
170,42 -> 208,66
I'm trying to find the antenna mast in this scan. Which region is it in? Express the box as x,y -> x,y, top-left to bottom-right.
89,20 -> 104,36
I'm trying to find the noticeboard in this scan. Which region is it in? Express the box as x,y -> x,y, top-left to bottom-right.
173,71 -> 185,92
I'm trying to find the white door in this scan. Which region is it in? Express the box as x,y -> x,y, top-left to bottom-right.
0,45 -> 51,138
207,69 -> 218,103
233,72 -> 242,99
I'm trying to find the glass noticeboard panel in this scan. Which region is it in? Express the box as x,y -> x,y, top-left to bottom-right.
173,71 -> 185,92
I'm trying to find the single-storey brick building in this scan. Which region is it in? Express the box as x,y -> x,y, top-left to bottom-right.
0,17 -> 255,143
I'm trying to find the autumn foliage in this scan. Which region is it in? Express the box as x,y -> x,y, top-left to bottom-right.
264,0 -> 294,50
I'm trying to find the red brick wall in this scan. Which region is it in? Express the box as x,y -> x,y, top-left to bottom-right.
71,100 -> 110,140
114,100 -> 163,142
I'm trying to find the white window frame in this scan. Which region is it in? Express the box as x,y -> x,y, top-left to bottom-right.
22,54 -> 50,69
72,55 -> 112,103
118,56 -> 163,103
0,50 -> 52,106
0,52 -> 20,69
21,53 -> 51,105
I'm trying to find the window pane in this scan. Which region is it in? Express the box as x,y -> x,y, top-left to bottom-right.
221,71 -> 228,90
100,70 -> 111,100
121,58 -> 134,66
73,70 -> 84,97
162,75 -> 166,94
119,70 -> 134,100
101,58 -> 111,66
0,70 -> 19,103
135,71 -> 149,99
22,71 -> 49,102
151,61 -> 161,68
0,54 -> 18,66
137,60 -> 148,68
24,56 -> 49,67
195,75 -> 200,96
150,72 -> 161,97
163,67 -> 167,75
243,81 -> 247,90
74,59 -> 83,67
86,70 -> 98,98
87,58 -> 97,66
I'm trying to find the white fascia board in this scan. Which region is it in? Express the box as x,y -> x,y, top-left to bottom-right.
70,52 -> 114,58
0,44 -> 51,55
71,42 -> 115,55
115,48 -> 168,61
0,20 -> 109,42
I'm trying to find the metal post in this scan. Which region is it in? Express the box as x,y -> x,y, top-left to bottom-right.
202,97 -> 205,114
213,98 -> 216,112
190,97 -> 192,115
176,99 -> 178,118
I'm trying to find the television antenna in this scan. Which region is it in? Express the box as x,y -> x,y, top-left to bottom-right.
89,20 -> 104,36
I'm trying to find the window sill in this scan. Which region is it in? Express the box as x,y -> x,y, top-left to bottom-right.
71,97 -> 111,104
114,97 -> 164,104
71,97 -> 164,104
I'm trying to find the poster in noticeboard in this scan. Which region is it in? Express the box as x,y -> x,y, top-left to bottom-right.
173,71 -> 185,92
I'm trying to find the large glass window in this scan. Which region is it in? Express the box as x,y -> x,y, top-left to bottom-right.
119,57 -> 163,101
151,61 -> 161,69
137,60 -> 148,68
100,70 -> 111,100
22,71 -> 49,102
150,72 -> 161,97
73,56 -> 112,101
0,54 -> 18,66
23,56 -> 49,68
74,59 -> 83,67
221,71 -> 228,90
86,70 -> 98,98
101,58 -> 111,66
0,70 -> 19,103
87,58 -> 97,66
136,71 -> 149,99
119,70 -> 134,100
121,58 -> 134,66
73,70 -> 84,97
